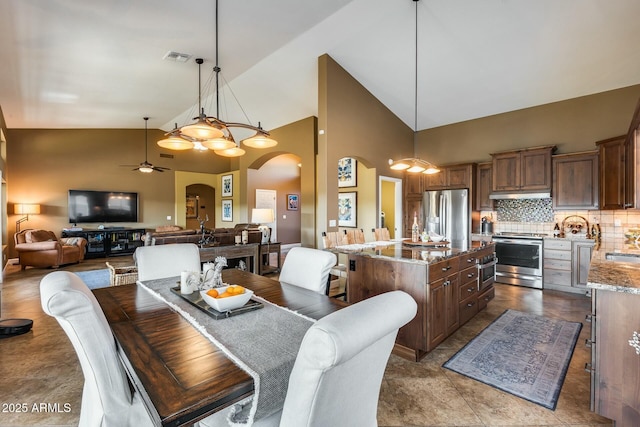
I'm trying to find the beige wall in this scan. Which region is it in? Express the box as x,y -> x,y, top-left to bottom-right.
318,54 -> 414,241
416,84 -> 640,165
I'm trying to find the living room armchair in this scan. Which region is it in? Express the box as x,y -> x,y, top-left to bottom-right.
15,229 -> 87,270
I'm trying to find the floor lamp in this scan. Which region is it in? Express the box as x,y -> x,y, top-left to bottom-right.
252,208 -> 274,244
15,203 -> 41,232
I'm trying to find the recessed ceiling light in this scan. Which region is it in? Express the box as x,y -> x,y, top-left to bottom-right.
162,51 -> 192,62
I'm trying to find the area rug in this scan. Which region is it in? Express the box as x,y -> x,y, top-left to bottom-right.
443,309 -> 582,410
74,269 -> 110,290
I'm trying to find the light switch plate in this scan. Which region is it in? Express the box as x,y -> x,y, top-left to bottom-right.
329,219 -> 336,227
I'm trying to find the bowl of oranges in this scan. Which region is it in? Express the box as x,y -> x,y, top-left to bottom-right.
200,285 -> 253,312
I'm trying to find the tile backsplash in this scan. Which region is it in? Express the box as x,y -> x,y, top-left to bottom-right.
480,204 -> 640,251
495,198 -> 554,222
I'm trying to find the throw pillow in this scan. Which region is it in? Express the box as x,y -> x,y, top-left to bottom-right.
25,230 -> 55,243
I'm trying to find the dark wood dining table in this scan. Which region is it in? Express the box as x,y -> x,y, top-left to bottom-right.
92,269 -> 347,427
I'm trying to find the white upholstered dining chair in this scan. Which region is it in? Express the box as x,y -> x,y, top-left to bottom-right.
278,246 -> 337,295
199,290 -> 417,427
40,271 -> 156,427
134,243 -> 201,281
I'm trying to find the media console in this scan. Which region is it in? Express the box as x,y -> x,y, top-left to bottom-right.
61,228 -> 146,258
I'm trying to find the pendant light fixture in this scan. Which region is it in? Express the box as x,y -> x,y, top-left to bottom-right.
389,0 -> 439,175
158,0 -> 277,155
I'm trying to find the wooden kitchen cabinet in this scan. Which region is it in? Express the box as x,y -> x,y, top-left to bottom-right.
492,146 -> 554,193
405,172 -> 423,195
347,245 -> 494,361
552,151 -> 599,210
597,135 -> 626,210
572,239 -> 594,289
475,162 -> 493,210
424,163 -> 474,190
590,289 -> 640,425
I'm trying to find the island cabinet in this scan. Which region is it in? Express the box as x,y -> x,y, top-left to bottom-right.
491,146 -> 555,193
589,289 -> 640,425
347,244 -> 495,362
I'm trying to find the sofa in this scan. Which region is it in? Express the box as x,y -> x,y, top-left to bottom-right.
143,224 -> 263,246
15,229 -> 87,270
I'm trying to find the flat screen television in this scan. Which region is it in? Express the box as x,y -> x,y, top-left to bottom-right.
68,190 -> 138,224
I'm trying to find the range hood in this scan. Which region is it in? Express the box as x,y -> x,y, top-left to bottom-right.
489,192 -> 551,200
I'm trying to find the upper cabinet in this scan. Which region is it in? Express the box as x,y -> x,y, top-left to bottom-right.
596,135 -> 627,210
552,151 -> 599,210
475,162 -> 493,211
491,146 -> 555,193
424,163 -> 474,190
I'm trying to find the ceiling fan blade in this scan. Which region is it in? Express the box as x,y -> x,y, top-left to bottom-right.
153,166 -> 170,171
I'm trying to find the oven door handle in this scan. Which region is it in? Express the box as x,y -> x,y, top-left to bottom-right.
478,259 -> 497,269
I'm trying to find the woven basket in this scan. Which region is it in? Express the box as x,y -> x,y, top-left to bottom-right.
106,262 -> 138,286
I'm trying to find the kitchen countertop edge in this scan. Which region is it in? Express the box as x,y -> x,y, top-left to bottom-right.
587,249 -> 640,295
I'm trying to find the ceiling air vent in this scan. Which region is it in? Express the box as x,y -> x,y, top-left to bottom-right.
160,153 -> 174,159
162,51 -> 192,63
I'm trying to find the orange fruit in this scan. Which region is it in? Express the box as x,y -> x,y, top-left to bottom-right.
206,289 -> 219,298
227,285 -> 245,295
217,291 -> 232,298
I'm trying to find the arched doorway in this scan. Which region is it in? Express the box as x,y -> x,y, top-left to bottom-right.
185,183 -> 215,231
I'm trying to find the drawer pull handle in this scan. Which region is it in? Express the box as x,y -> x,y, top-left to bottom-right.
442,266 -> 452,271
629,331 -> 640,355
443,280 -> 450,287
585,338 -> 594,348
467,273 -> 475,278
467,302 -> 475,308
467,287 -> 474,293
585,314 -> 593,323
584,363 -> 594,373
467,257 -> 476,263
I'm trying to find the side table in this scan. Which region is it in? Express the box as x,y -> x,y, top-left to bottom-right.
259,242 -> 281,275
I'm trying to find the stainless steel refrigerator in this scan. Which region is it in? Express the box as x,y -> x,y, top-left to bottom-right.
422,189 -> 470,248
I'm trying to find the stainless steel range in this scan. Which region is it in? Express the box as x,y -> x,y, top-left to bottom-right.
492,232 -> 546,289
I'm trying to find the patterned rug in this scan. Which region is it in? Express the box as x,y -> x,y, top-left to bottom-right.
74,269 -> 110,290
443,309 -> 582,410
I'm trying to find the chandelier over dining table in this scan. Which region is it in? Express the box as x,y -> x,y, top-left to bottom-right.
157,0 -> 277,157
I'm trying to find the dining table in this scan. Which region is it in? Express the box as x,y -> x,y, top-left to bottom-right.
92,269 -> 347,427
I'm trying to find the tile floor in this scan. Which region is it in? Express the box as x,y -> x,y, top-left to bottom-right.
0,256 -> 612,426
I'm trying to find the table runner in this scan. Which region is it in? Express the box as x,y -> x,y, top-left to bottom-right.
138,277 -> 314,426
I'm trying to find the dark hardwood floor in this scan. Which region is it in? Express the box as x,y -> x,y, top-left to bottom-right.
0,256 -> 612,426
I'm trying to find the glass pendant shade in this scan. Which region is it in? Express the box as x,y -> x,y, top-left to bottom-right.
214,146 -> 246,157
406,163 -> 426,173
242,132 -> 277,148
423,166 -> 440,174
157,135 -> 194,150
202,136 -> 236,150
180,119 -> 225,140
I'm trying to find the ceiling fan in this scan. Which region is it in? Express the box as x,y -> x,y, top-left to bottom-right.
123,117 -> 170,173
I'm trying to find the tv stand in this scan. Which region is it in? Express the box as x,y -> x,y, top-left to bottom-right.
62,228 -> 146,258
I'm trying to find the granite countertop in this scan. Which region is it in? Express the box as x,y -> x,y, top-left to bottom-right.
331,241 -> 493,265
587,247 -> 640,295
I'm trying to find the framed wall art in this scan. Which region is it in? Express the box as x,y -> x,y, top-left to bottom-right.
222,199 -> 233,222
186,195 -> 198,219
338,192 -> 357,227
222,174 -> 233,197
338,157 -> 357,188
287,194 -> 299,211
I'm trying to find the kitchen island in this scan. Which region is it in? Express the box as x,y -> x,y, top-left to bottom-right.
586,248 -> 640,426
341,241 -> 495,361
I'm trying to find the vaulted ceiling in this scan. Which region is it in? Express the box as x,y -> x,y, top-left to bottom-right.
1,0 -> 639,134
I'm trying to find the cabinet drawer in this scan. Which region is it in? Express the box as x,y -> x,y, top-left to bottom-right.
458,278 -> 478,303
544,258 -> 572,270
429,257 -> 460,282
544,239 -> 571,250
459,295 -> 479,326
543,269 -> 572,286
478,286 -> 495,311
459,265 -> 478,283
544,249 -> 572,261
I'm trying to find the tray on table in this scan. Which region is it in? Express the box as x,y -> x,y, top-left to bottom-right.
402,239 -> 450,248
170,286 -> 263,319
